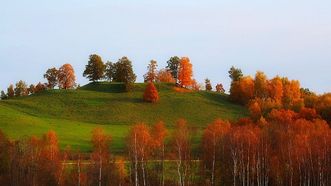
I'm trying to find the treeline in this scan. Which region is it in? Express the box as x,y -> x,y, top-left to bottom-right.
1,54 -> 227,100
1,110 -> 331,186
228,66 -> 331,125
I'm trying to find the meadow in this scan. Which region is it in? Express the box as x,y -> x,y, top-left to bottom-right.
0,82 -> 247,153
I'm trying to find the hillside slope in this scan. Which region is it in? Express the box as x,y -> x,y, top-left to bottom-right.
0,82 -> 247,152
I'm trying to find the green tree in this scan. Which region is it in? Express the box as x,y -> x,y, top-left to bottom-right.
205,78 -> 212,91
113,57 -> 137,91
44,67 -> 58,89
228,66 -> 243,82
104,61 -> 115,81
14,80 -> 28,97
0,91 -> 7,100
166,56 -> 180,83
83,54 -> 106,82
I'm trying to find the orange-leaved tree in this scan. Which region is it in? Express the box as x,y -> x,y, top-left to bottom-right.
58,63 -> 76,89
178,57 -> 193,88
202,119 -> 231,186
127,123 -> 152,186
143,82 -> 159,103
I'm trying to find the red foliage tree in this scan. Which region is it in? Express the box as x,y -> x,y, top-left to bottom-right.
143,82 -> 159,103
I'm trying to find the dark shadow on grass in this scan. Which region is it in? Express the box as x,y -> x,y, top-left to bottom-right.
80,82 -> 126,93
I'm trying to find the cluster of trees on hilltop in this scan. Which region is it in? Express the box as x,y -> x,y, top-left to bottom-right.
0,54 -> 229,100
1,109 -> 330,186
228,66 -> 331,125
0,63 -> 76,99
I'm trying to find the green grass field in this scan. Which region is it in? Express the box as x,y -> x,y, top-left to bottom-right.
0,82 -> 247,153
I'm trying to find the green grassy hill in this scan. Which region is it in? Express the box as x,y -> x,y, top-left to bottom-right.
0,82 -> 247,153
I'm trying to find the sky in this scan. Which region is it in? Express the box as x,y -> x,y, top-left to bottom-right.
1,0 -> 331,94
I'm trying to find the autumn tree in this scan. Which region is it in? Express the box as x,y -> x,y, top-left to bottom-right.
156,69 -> 176,83
150,121 -> 168,186
202,119 -> 231,186
191,79 -> 202,91
166,56 -> 181,83
58,63 -> 76,89
7,84 -> 14,98
0,130 -> 11,184
44,67 -> 59,89
14,80 -> 28,97
215,83 -> 225,93
171,119 -> 192,186
89,128 -> 112,186
254,71 -> 268,99
112,57 -> 137,91
127,124 -> 151,186
143,82 -> 159,103
281,78 -> 303,110
83,54 -> 106,82
205,78 -> 212,91
35,82 -> 47,93
144,60 -> 158,82
178,57 -> 193,88
229,76 -> 255,105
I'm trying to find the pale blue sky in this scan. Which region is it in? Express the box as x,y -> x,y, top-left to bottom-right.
1,0 -> 331,93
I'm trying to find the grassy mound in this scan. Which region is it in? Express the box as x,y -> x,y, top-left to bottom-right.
0,82 -> 247,153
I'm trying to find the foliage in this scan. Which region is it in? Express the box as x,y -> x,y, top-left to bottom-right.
156,69 -> 176,83
112,57 -> 137,91
58,64 -> 76,89
143,82 -> 159,103
14,80 -> 28,97
166,56 -> 181,82
178,57 -> 193,88
83,54 -> 106,82
205,78 -> 212,91
44,67 -> 59,89
144,60 -> 158,82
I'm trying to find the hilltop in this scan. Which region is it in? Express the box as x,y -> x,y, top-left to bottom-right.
0,82 -> 247,153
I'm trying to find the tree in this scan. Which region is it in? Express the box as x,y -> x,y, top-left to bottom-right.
83,54 -> 106,82
171,119 -> 192,186
0,91 -> 7,100
14,80 -> 28,97
144,60 -> 158,82
166,56 -> 181,82
44,67 -> 58,89
191,79 -> 202,91
150,122 -> 168,186
229,76 -> 255,105
178,57 -> 193,88
205,79 -> 212,91
113,57 -> 137,91
35,82 -> 47,93
202,119 -> 231,186
254,71 -> 268,99
215,83 -> 225,93
90,128 -> 112,186
143,82 -> 159,103
104,61 -> 115,82
28,84 -> 36,95
7,84 -> 14,98
127,124 -> 151,186
156,69 -> 176,83
58,64 -> 76,89
228,66 -> 243,82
